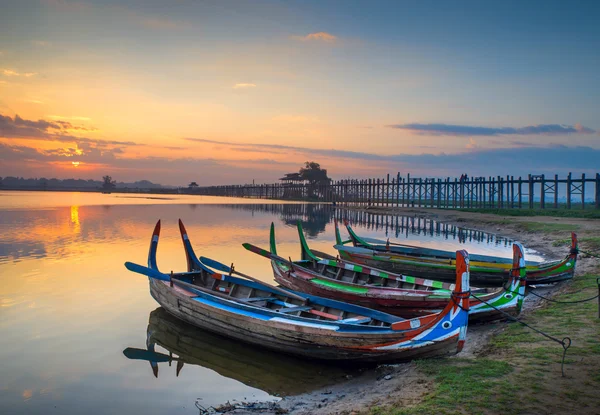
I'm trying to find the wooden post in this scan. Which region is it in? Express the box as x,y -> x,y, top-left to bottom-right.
445,177 -> 450,209
528,174 -> 534,209
406,173 -> 411,207
510,176 -> 514,208
386,174 -> 390,206
437,179 -> 442,208
554,174 -> 558,208
396,172 -> 401,207
596,173 -> 600,210
453,178 -> 458,208
540,174 -> 545,209
582,173 -> 586,209
567,172 -> 572,209
430,179 -> 435,208
418,178 -> 423,208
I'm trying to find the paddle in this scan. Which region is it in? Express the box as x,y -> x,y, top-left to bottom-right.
125,262 -> 171,282
199,256 -> 307,302
124,262 -> 235,301
123,347 -> 175,363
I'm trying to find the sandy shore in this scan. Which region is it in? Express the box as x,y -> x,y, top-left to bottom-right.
217,207 -> 600,415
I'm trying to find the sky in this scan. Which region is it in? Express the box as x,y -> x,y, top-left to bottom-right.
0,0 -> 599,186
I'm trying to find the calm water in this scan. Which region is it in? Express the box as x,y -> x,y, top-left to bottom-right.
0,191 -> 544,414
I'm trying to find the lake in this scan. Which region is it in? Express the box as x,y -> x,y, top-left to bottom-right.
0,191 -> 542,414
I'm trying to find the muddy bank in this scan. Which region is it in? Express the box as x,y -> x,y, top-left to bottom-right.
216,207 -> 599,415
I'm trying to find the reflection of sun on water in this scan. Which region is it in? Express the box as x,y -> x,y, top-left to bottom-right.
70,205 -> 80,234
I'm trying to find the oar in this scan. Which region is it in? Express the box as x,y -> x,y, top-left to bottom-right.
199,256 -> 307,302
125,261 -> 307,304
123,347 -> 176,363
125,262 -> 171,281
124,262 -> 237,301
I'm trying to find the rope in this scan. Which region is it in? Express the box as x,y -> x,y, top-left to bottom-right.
579,249 -> 600,259
528,288 -> 599,304
470,291 -> 572,377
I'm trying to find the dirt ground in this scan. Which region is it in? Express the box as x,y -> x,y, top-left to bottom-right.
217,207 -> 600,415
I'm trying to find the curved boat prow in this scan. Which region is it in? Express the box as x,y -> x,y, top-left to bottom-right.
334,219 -> 344,246
570,232 -> 579,264
297,221 -> 320,262
178,219 -> 213,273
454,250 -> 470,352
270,222 -> 278,255
511,243 -> 527,314
148,220 -> 161,271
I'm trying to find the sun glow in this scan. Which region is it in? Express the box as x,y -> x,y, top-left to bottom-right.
72,161 -> 80,167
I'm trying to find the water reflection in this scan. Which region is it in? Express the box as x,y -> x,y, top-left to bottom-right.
0,200 -> 541,266
126,308 -> 355,397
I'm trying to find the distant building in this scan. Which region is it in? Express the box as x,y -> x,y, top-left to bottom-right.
279,172 -> 306,199
279,173 -> 305,183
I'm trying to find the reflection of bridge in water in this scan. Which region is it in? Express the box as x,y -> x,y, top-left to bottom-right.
214,203 -> 512,246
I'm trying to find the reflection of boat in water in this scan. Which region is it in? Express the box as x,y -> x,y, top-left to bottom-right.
125,307 -> 356,397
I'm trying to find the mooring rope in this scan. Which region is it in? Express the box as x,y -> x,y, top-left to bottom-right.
528,280 -> 600,304
470,292 -> 572,377
579,249 -> 600,259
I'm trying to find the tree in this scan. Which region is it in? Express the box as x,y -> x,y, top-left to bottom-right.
299,161 -> 330,185
188,181 -> 199,188
102,175 -> 116,191
299,161 -> 330,198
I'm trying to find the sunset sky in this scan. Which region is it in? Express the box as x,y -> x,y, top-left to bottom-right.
1,0 -> 599,185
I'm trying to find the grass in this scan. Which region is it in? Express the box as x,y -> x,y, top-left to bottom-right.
553,236 -> 600,251
457,207 -> 600,219
368,274 -> 600,415
515,222 -> 580,233
370,359 -> 515,415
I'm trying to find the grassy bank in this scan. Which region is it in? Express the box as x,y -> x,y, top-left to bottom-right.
456,207 -> 600,219
369,273 -> 600,415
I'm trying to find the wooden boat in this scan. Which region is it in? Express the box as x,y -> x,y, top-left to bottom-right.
335,221 -> 577,286
123,307 -> 355,396
243,222 -> 525,323
124,219 -> 470,363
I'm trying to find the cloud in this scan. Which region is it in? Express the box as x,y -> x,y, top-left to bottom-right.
293,32 -> 337,42
233,83 -> 256,89
466,138 -> 478,149
47,115 -> 92,121
31,40 -> 50,47
387,123 -> 596,136
2,69 -> 37,77
0,113 -> 130,146
23,99 -> 44,104
2,69 -> 19,76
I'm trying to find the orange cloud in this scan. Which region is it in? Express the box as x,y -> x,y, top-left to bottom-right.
293,32 -> 337,42
2,69 -> 37,77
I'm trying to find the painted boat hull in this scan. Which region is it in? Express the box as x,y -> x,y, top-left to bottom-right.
149,278 -> 462,362
337,223 -> 577,286
335,246 -> 575,287
273,263 -> 521,323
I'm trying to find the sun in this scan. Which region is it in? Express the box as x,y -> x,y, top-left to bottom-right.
72,161 -> 80,167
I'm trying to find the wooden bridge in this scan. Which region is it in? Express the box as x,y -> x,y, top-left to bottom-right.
193,172 -> 600,210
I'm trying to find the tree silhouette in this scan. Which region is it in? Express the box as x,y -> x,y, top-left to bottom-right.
299,162 -> 330,198
102,175 -> 116,191
188,181 -> 199,188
